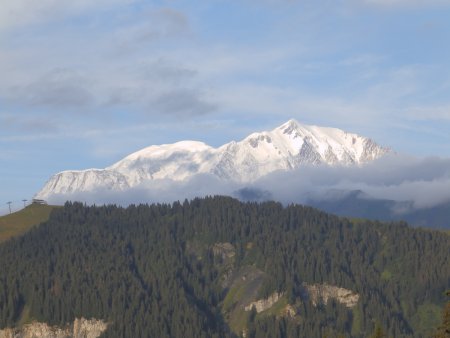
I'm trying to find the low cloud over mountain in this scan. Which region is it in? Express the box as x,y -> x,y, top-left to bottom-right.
44,153 -> 450,229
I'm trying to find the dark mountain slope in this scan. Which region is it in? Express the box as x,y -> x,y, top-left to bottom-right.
306,190 -> 450,230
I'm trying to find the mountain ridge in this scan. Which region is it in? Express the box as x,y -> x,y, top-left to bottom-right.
36,119 -> 389,201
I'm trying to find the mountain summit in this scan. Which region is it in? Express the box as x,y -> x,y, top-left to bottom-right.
35,120 -> 389,201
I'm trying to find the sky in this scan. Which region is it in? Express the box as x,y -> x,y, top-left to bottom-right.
1,0 -> 450,214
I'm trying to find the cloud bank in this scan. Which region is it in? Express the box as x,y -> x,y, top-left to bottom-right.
44,154 -> 450,214
252,154 -> 450,210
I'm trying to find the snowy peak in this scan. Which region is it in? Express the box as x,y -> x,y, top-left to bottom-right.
112,141 -> 213,164
35,120 -> 390,201
107,141 -> 217,185
274,119 -> 368,163
226,119 -> 387,178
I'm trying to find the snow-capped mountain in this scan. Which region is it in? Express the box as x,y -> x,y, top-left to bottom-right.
35,120 -> 389,200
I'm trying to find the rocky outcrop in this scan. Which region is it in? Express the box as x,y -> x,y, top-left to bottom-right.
244,292 -> 284,313
72,318 -> 107,338
212,242 -> 235,260
0,318 -> 107,338
303,283 -> 359,308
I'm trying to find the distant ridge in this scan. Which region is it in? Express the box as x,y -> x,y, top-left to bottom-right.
36,119 -> 389,201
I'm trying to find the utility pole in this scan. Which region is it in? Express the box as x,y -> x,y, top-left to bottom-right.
7,201 -> 12,214
22,199 -> 27,208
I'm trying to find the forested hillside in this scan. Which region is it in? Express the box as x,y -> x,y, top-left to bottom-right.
0,197 -> 448,337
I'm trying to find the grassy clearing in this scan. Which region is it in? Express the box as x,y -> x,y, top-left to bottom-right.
221,265 -> 265,334
0,203 -> 57,243
228,308 -> 249,335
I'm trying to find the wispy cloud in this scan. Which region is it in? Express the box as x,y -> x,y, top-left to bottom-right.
150,88 -> 217,117
114,7 -> 190,47
0,113 -> 59,133
1,0 -> 449,127
8,68 -> 95,109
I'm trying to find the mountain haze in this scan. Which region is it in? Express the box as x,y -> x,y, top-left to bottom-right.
36,120 -> 389,201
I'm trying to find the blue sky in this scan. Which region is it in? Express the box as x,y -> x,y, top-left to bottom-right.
1,0 -> 450,213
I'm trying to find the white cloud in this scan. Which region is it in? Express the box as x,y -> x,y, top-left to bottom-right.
247,154 -> 450,210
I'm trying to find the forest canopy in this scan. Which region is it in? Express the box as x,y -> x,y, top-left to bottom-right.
0,197 -> 448,337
